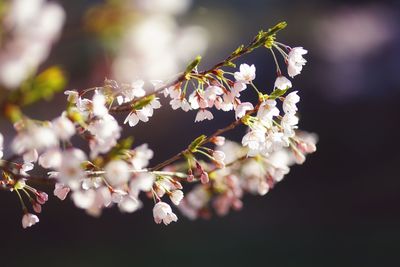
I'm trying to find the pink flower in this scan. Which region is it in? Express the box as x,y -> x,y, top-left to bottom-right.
153,202 -> 178,225
170,190 -> 184,205
22,213 -> 39,229
235,102 -> 254,119
195,109 -> 213,122
54,183 -> 70,200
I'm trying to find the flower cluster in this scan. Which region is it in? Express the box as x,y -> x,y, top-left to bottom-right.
0,0 -> 65,89
0,19 -> 317,229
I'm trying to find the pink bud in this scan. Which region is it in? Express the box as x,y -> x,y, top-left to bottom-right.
293,149 -> 306,164
32,202 -> 42,213
211,136 -> 225,146
200,172 -> 209,184
36,192 -> 48,205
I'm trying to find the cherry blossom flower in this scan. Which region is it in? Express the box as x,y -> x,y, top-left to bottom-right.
130,172 -> 155,197
39,148 -> 62,169
119,196 -> 142,213
11,125 -> 58,154
170,190 -> 184,205
274,75 -> 292,90
88,114 -> 121,158
195,109 -> 213,122
234,64 -> 256,84
72,189 -> 96,210
283,91 -> 300,114
287,47 -> 308,78
54,183 -> 70,200
153,202 -> 178,225
235,102 -> 254,119
213,150 -> 226,168
104,160 -> 130,187
22,213 -> 39,229
170,98 -> 191,112
130,144 -> 154,170
92,92 -> 108,118
257,100 -> 280,127
52,115 -> 75,140
242,129 -> 266,151
0,0 -> 65,89
57,149 -> 86,185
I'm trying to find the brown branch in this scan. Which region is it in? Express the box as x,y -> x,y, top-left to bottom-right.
109,29 -> 264,114
148,103 -> 261,172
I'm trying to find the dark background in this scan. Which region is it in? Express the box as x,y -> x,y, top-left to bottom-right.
1,0 -> 400,266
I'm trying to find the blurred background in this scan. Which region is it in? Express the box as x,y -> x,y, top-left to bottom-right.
1,0 -> 400,266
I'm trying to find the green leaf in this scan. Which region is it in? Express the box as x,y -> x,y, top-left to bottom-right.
268,88 -> 289,100
231,45 -> 244,57
108,136 -> 134,159
131,94 -> 155,110
185,55 -> 202,74
188,134 -> 207,152
21,66 -> 67,106
224,61 -> 236,68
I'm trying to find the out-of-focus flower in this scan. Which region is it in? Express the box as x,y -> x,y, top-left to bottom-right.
104,160 -> 130,187
0,0 -> 65,89
54,183 -> 70,201
112,0 -> 207,82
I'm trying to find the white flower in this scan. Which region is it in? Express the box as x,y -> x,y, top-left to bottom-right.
242,129 -> 265,151
287,47 -> 307,78
170,190 -> 184,205
195,109 -> 213,122
130,172 -> 155,197
231,82 -> 247,97
104,160 -> 130,187
119,196 -> 142,213
39,148 -> 61,169
130,143 -> 154,170
54,183 -> 70,200
52,116 -> 75,140
23,149 -> 38,163
170,98 -> 191,112
235,102 -> 254,119
189,91 -> 208,110
124,111 -> 140,127
234,64 -> 256,84
72,190 -> 96,209
123,99 -> 161,127
257,100 -> 279,126
213,150 -> 226,168
153,202 -> 178,225
283,91 -> 300,114
131,80 -> 146,97
12,125 -> 58,154
213,150 -> 226,162
212,136 -> 225,146
92,92 -> 108,118
88,114 -> 121,158
204,85 -> 224,106
58,149 -> 86,184
22,213 -> 39,229
274,76 -> 292,90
